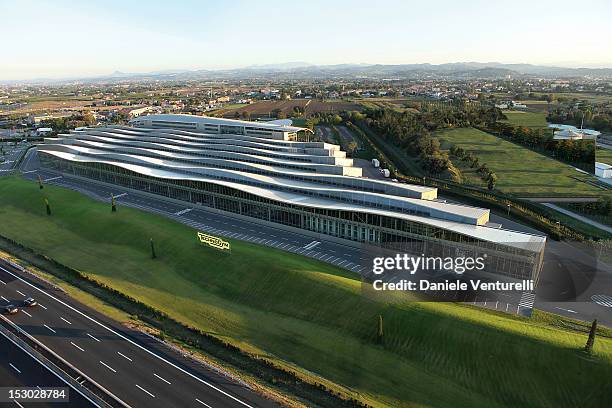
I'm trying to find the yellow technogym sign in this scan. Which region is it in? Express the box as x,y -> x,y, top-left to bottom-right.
197,232 -> 230,251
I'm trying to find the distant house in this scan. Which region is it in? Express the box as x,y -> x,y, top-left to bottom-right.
595,162 -> 612,178
511,101 -> 527,109
36,127 -> 53,136
553,129 -> 597,141
128,106 -> 155,118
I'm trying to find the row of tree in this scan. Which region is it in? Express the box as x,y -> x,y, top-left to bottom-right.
547,105 -> 612,132
449,146 -> 498,190
361,105 -> 504,176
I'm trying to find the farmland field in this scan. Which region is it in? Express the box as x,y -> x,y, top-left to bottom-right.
437,127 -> 608,197
216,99 -> 361,119
0,176 -> 611,408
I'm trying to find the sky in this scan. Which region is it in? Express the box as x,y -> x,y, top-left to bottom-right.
1,0 -> 611,80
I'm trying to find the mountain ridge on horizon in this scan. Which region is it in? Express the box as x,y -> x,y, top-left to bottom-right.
3,61 -> 612,84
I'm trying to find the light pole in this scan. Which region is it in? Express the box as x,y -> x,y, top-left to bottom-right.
507,204 -> 510,217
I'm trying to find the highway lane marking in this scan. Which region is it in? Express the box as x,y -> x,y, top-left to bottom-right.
9,363 -> 21,373
60,317 -> 72,325
99,361 -> 116,373
117,351 -> 132,362
16,290 -> 26,296
43,324 -> 56,334
154,373 -> 171,384
135,384 -> 155,398
71,342 -> 85,352
1,296 -> 9,302
0,265 -> 254,408
196,399 -> 213,407
21,310 -> 32,317
87,333 -> 101,342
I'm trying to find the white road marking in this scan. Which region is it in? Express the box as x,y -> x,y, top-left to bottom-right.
9,363 -> 21,374
43,324 -> 56,334
21,310 -> 32,317
71,342 -> 84,352
154,373 -> 171,384
196,399 -> 213,407
592,294 -> 612,308
175,208 -> 192,216
16,290 -> 26,296
38,304 -> 47,310
1,296 -> 9,302
0,264 -> 253,407
303,241 -> 321,250
135,384 -> 155,398
117,351 -> 132,362
60,317 -> 72,325
114,193 -> 128,199
14,400 -> 25,407
554,306 -> 578,314
99,361 -> 116,373
43,176 -> 62,182
87,333 -> 101,342
0,278 -> 5,284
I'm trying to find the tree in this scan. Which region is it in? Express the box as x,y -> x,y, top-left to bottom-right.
487,173 -> 498,190
38,174 -> 44,189
44,197 -> 51,215
347,141 -> 358,155
585,319 -> 597,353
111,194 -> 117,212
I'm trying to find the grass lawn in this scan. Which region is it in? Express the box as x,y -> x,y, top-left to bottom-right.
596,147 -> 612,165
501,110 -> 549,129
0,177 -> 611,407
438,127 -> 608,197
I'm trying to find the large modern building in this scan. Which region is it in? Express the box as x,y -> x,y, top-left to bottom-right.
37,114 -> 546,281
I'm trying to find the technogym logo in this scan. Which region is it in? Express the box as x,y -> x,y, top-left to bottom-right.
197,232 -> 231,251
372,253 -> 487,275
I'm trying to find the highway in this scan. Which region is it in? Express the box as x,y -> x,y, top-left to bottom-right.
10,148 -> 612,326
0,262 -> 278,408
0,333 -> 95,407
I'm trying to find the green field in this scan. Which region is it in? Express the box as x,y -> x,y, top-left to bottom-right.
0,177 -> 611,407
438,128 -> 607,197
501,110 -> 549,129
596,147 -> 612,165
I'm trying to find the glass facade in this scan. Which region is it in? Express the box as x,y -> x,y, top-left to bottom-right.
40,152 -> 544,282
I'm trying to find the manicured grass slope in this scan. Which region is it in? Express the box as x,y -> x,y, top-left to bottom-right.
438,127 -> 606,197
0,177 -> 611,408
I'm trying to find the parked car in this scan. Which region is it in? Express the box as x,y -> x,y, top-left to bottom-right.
3,304 -> 18,315
24,297 -> 37,307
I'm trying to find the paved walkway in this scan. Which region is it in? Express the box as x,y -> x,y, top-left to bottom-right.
542,203 -> 612,234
